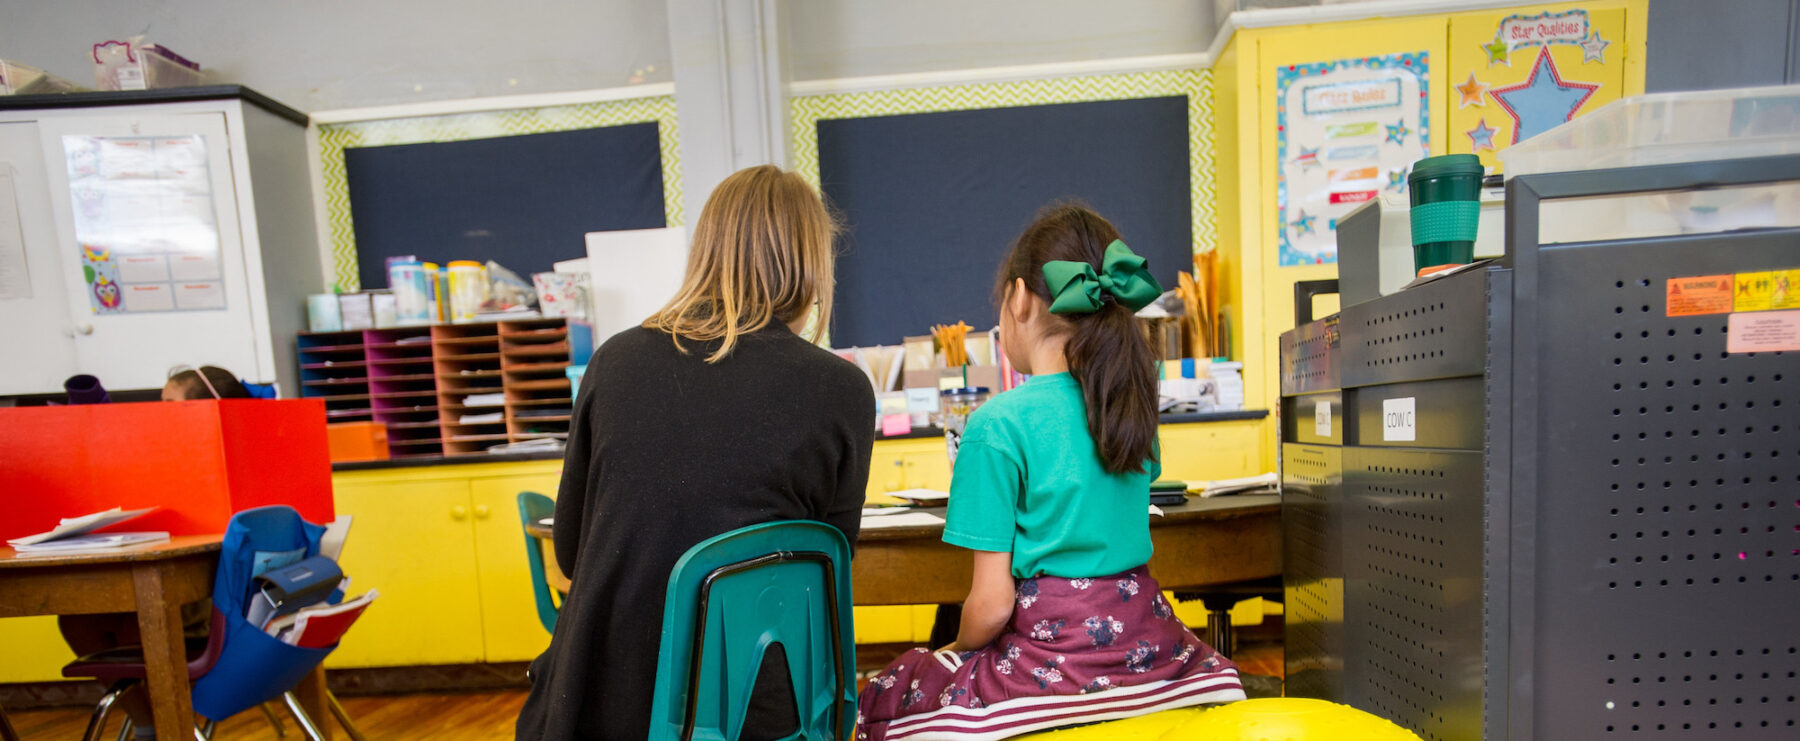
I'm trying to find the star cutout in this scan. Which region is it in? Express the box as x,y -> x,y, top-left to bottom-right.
1386,167 -> 1409,193
1289,209 -> 1318,237
1455,72 -> 1490,108
1580,31 -> 1610,64
1466,118 -> 1499,152
1296,146 -> 1321,171
1483,37 -> 1511,67
1385,119 -> 1411,146
1491,47 -> 1599,144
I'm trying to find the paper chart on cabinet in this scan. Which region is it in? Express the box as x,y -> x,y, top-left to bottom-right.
0,167 -> 30,300
62,134 -> 226,314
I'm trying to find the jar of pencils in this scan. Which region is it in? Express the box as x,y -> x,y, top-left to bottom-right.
934,387 -> 990,465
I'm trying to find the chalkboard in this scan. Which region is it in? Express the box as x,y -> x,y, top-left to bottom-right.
818,96 -> 1192,347
345,123 -> 665,289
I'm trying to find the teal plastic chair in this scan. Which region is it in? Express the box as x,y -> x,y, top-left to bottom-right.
647,521 -> 856,741
517,491 -> 560,633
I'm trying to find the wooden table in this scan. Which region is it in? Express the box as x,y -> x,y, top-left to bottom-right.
526,494 -> 1282,606
0,536 -> 330,740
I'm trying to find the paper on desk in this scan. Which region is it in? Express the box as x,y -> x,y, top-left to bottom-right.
8,507 -> 158,547
891,489 -> 948,504
862,507 -> 914,517
860,511 -> 945,529
11,531 -> 169,553
1149,505 -> 1164,517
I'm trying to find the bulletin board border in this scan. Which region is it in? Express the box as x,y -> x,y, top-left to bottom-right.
315,95 -> 681,291
790,69 -> 1217,255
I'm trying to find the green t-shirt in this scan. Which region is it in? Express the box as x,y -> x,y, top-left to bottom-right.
941,372 -> 1159,578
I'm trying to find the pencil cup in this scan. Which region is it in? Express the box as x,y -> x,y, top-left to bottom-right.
933,387 -> 989,465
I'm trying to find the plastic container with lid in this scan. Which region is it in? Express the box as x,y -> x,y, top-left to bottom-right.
933,387 -> 991,464
1500,85 -> 1800,177
447,261 -> 489,322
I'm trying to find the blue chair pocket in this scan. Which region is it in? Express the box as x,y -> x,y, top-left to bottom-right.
191,611 -> 334,721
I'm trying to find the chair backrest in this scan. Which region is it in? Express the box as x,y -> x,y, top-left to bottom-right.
190,505 -> 331,721
516,491 -> 560,633
647,521 -> 856,741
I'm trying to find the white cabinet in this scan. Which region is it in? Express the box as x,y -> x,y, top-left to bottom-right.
0,89 -> 321,397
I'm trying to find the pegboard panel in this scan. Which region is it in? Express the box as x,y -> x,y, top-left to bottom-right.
1341,267 -> 1490,389
1522,228 -> 1800,739
1282,315 -> 1342,395
1283,442 -> 1345,702
1345,446 -> 1486,741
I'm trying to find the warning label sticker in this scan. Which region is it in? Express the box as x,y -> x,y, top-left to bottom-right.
1666,275 -> 1733,316
1727,309 -> 1800,353
1733,269 -> 1800,313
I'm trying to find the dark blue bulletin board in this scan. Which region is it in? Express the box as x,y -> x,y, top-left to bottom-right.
345,123 -> 665,289
817,96 -> 1192,348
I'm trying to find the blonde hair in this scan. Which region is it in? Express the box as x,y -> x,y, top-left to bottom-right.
644,165 -> 837,362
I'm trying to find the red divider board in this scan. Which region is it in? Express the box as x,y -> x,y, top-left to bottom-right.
0,399 -> 334,542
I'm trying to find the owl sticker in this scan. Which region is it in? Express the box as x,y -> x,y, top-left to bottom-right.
92,274 -> 122,311
82,244 -> 111,263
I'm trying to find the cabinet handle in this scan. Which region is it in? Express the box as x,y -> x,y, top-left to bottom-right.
74,323 -> 95,336
450,505 -> 468,520
473,504 -> 490,520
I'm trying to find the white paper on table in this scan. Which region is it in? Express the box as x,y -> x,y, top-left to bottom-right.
860,511 -> 945,529
861,507 -> 915,517
1149,505 -> 1165,517
891,488 -> 949,504
8,506 -> 158,546
172,281 -> 225,310
11,532 -> 169,553
122,283 -> 174,312
0,167 -> 30,299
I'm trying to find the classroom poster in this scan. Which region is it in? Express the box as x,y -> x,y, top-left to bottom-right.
62,134 -> 226,314
1448,7 -> 1627,172
1276,52 -> 1429,266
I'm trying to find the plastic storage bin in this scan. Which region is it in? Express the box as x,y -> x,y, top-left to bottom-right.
0,59 -> 84,95
1500,84 -> 1800,176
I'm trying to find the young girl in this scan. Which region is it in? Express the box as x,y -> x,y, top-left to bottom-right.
857,205 -> 1244,740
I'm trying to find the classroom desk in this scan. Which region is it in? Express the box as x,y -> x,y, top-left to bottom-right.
0,537 -> 331,740
525,494 -> 1282,606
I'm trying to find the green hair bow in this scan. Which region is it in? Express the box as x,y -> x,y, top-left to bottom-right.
1042,240 -> 1164,315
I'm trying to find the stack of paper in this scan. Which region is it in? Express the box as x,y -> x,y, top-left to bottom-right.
7,507 -> 169,555
264,590 -> 379,648
462,392 -> 506,407
1188,473 -> 1278,498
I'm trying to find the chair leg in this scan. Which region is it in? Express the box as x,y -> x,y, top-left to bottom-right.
260,701 -> 289,737
198,717 -> 219,739
326,690 -> 367,741
1203,606 -> 1235,659
115,718 -> 132,741
0,699 -> 20,741
281,691 -> 329,741
85,681 -> 132,741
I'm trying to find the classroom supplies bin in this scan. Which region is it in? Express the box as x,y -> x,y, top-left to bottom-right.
0,399 -> 335,542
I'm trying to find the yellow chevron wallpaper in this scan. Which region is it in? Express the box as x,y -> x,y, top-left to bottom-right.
316,95 -> 681,291
790,69 -> 1217,254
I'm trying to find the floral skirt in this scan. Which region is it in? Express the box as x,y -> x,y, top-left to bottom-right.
855,567 -> 1245,741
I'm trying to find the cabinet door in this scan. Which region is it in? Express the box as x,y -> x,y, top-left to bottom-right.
35,112 -> 259,390
469,472 -> 565,663
327,478 -> 485,667
0,121 -> 78,393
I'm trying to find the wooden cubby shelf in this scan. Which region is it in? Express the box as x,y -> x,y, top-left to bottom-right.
298,317 -> 577,459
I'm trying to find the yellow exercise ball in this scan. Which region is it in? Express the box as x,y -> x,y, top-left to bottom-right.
1158,698 -> 1424,741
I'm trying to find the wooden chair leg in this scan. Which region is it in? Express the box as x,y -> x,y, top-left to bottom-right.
281,692 -> 328,741
0,699 -> 20,741
326,691 -> 367,741
260,701 -> 289,737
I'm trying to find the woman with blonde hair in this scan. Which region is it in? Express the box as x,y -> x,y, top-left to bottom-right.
516,165 -> 876,740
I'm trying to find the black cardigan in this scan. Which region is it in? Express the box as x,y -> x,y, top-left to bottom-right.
516,325 -> 875,740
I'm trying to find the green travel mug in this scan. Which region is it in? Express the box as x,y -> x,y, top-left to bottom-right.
1407,154 -> 1485,272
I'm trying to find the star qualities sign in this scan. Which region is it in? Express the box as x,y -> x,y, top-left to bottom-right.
1490,47 -> 1598,144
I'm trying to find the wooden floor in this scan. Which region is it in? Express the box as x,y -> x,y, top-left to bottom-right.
8,642 -> 1281,739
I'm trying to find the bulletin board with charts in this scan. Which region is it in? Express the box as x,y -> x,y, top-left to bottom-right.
1447,6 -> 1630,172
1275,52 -> 1430,266
62,134 -> 226,314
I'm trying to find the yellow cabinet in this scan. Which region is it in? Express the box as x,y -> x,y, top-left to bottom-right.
470,472 -> 563,663
327,459 -> 563,668
328,477 -> 487,667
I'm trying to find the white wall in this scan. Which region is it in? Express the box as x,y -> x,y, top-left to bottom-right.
783,0 -> 1217,82
0,0 -> 673,112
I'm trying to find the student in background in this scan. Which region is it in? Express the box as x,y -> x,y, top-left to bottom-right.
516,166 -> 875,740
857,205 -> 1245,740
162,365 -> 252,401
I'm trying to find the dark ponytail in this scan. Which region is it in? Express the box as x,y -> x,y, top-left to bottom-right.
995,204 -> 1160,475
